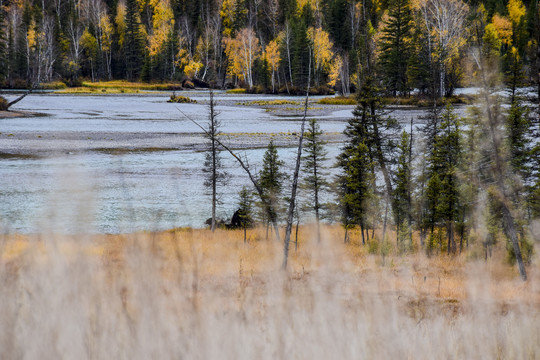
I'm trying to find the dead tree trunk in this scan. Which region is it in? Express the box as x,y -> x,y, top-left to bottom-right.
5,90 -> 32,110
473,51 -> 527,281
282,60 -> 311,270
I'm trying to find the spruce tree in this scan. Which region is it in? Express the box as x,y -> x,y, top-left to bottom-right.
203,89 -> 228,231
337,142 -> 373,244
428,104 -> 462,254
302,118 -> 329,243
237,186 -> 253,243
124,0 -> 145,80
378,0 -> 413,96
348,77 -> 400,219
259,140 -> 286,238
393,130 -> 413,251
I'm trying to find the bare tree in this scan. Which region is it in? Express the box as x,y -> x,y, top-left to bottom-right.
203,89 -> 227,231
418,0 -> 468,97
471,48 -> 527,281
282,60 -> 311,270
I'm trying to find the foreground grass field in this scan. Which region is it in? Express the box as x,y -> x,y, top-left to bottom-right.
0,225 -> 538,358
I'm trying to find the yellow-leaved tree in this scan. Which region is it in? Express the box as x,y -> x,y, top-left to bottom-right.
224,27 -> 260,88
148,0 -> 174,57
99,14 -> 113,79
265,38 -> 281,92
307,27 -> 334,86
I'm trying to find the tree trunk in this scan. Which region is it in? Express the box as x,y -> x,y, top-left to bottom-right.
282,61 -> 311,270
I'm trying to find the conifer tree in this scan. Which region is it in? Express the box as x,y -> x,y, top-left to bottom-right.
259,140 -> 286,238
203,89 -> 228,231
302,118 -> 328,243
393,130 -> 413,250
124,0 -> 145,80
426,104 -> 462,254
379,0 -> 413,96
237,186 -> 253,243
337,142 -> 373,244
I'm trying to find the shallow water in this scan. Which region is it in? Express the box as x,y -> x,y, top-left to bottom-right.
0,91 -> 446,233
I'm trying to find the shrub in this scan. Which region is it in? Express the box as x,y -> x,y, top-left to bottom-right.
182,80 -> 195,89
317,96 -> 356,105
40,81 -> 67,90
226,88 -> 247,94
168,95 -> 196,104
0,96 -> 8,111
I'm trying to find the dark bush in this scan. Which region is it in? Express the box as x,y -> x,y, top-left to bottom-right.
0,96 -> 8,111
182,80 -> 195,89
168,95 -> 196,103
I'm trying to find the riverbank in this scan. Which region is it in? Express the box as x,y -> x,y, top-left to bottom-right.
0,110 -> 45,119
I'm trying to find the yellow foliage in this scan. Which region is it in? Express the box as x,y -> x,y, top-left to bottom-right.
99,15 -> 113,52
307,27 -> 334,72
492,15 -> 512,45
483,23 -> 502,53
328,55 -> 342,87
507,0 -> 526,25
220,0 -> 237,37
223,28 -> 261,86
115,1 -> 126,47
80,28 -> 98,56
297,0 -> 319,13
184,60 -> 203,78
27,26 -> 36,49
148,0 -> 174,56
265,39 -> 281,70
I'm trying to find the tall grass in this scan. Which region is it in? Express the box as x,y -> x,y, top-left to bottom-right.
0,225 -> 538,359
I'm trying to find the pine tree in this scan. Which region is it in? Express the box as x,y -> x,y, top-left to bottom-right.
393,130 -> 413,251
259,140 -> 286,238
348,77 -> 400,218
124,0 -> 145,80
379,0 -> 413,96
203,89 -> 228,231
428,104 -> 462,254
337,142 -> 373,244
302,118 -> 329,243
237,186 -> 254,243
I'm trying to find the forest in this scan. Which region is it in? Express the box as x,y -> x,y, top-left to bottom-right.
0,0 -> 538,96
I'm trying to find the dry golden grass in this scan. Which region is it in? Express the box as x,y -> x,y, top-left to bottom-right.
0,225 -> 538,358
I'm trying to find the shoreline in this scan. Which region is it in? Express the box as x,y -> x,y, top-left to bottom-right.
0,110 -> 46,119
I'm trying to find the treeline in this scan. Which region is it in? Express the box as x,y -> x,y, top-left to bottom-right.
1,0 -> 540,95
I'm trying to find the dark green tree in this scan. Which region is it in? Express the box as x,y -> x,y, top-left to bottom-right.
378,0 -> 413,96
237,186 -> 254,243
124,0 -> 145,80
349,77 -> 400,217
259,139 -> 286,238
337,142 -> 373,244
393,130 -> 413,251
427,104 -> 462,254
302,118 -> 329,243
203,89 -> 228,231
